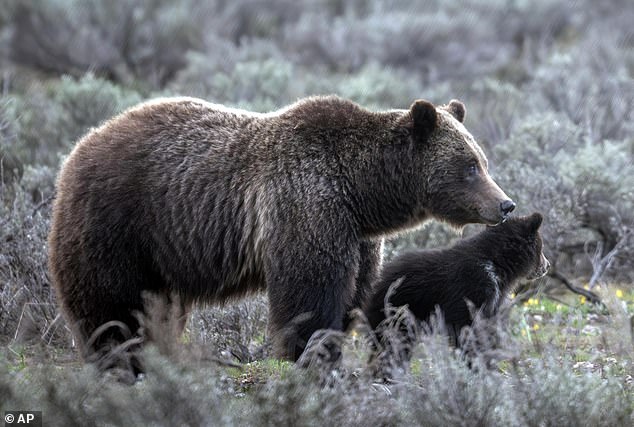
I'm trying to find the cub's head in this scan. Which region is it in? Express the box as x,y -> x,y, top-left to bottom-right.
405,99 -> 515,226
492,212 -> 550,280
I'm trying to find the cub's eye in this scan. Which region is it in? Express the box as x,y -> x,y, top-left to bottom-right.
466,164 -> 478,177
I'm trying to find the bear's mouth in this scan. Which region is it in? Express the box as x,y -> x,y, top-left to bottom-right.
480,213 -> 506,226
478,207 -> 513,226
526,267 -> 548,280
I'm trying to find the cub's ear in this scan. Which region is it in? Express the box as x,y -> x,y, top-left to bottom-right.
409,99 -> 438,142
528,212 -> 543,232
444,99 -> 466,123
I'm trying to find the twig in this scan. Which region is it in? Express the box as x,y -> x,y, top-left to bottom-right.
588,228 -> 632,289
549,270 -> 603,306
30,194 -> 54,217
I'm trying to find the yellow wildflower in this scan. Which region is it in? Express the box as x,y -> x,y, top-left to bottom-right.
616,289 -> 624,299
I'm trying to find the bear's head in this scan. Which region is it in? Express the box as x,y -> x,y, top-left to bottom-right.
405,99 -> 515,226
489,212 -> 550,280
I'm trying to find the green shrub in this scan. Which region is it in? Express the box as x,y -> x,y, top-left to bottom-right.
491,114 -> 634,283
1,316 -> 632,427
0,180 -> 63,346
333,62 -> 422,110
170,39 -> 300,111
532,40 -> 634,143
190,296 -> 270,363
0,99 -> 23,186
12,74 -> 141,166
8,0 -> 209,88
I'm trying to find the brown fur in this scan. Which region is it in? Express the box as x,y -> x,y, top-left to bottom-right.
48,95 -> 513,368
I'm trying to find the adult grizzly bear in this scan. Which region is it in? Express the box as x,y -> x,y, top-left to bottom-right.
48,95 -> 515,368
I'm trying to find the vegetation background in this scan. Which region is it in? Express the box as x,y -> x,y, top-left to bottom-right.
0,0 -> 632,425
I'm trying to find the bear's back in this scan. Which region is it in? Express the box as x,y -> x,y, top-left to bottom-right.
50,98 -> 275,301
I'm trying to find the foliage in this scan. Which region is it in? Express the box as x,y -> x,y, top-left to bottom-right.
170,40 -> 299,111
0,181 -> 60,346
7,0 -> 210,88
1,297 -> 633,426
190,295 -> 270,363
4,74 -> 141,167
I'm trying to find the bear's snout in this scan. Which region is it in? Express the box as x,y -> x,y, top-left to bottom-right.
527,253 -> 550,280
500,200 -> 516,219
474,173 -> 515,225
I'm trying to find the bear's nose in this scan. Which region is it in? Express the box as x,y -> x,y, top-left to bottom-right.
500,200 -> 516,216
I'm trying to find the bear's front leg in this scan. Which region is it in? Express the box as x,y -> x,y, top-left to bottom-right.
343,238 -> 383,330
265,237 -> 360,362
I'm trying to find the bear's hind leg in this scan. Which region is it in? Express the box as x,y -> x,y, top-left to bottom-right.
74,290 -> 144,371
57,251 -> 149,375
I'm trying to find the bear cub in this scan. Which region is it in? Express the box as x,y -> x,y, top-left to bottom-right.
364,212 -> 549,364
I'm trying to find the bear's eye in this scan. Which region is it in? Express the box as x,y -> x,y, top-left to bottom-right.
466,164 -> 478,177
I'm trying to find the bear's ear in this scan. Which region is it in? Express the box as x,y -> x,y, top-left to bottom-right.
409,99 -> 438,142
445,99 -> 466,123
527,212 -> 543,232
